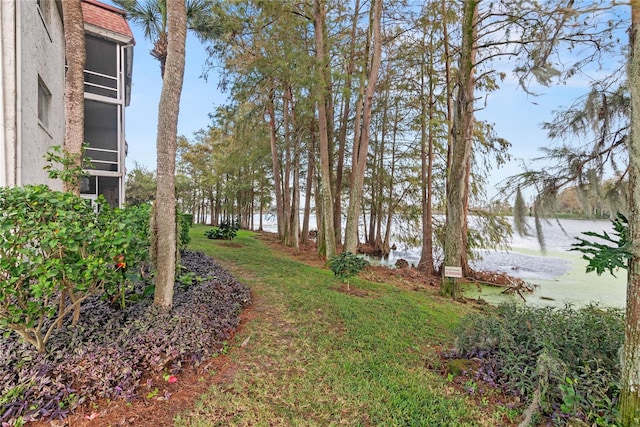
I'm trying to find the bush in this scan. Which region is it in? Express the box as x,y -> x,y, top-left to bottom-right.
204,220 -> 239,240
451,303 -> 623,426
0,185 -> 150,352
99,203 -> 152,309
178,212 -> 192,248
0,250 -> 251,425
328,252 -> 369,285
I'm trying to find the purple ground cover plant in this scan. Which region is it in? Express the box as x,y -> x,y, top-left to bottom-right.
0,251 -> 251,426
448,303 -> 623,426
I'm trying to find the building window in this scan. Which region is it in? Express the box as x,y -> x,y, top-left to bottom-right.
38,77 -> 51,129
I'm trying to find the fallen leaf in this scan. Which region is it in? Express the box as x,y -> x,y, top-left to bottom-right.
85,412 -> 100,420
241,336 -> 251,348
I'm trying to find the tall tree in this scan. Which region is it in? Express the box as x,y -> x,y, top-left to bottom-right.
332,0 -> 361,246
314,0 -> 336,259
438,0 -> 618,297
207,1 -> 318,248
301,128 -> 316,244
62,0 -> 86,195
286,86 -> 302,250
266,91 -> 286,238
621,3 -> 640,423
415,2 -> 449,275
442,0 -> 478,298
344,0 -> 383,254
417,16 -> 436,274
152,0 -> 186,308
125,163 -> 156,206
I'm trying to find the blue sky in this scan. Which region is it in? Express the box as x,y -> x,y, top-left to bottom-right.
477,76 -> 596,197
120,24 -> 225,173
110,2 -> 626,202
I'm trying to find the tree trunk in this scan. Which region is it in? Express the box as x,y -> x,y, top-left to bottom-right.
333,0 -> 361,247
314,157 -> 327,258
287,87 -> 300,251
361,208 -> 369,244
344,0 -> 383,254
418,18 -> 436,275
461,154 -> 472,276
282,88 -> 292,245
314,0 -> 336,259
442,0 -> 454,203
213,183 -> 221,225
301,128 -> 316,244
62,0 -> 85,195
153,0 -> 186,308
322,60 -> 337,245
267,93 -> 285,239
259,181 -> 264,231
621,3 -> 640,424
372,85 -> 389,255
442,0 -> 477,299
382,103 -> 399,256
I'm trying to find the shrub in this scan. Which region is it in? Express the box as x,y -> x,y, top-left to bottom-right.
0,185 -> 150,352
0,250 -> 251,425
328,252 -> 369,287
99,203 -> 152,309
451,303 -> 623,425
178,212 -> 193,247
204,220 -> 239,240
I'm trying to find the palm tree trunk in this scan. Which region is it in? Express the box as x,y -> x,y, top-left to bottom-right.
62,0 -> 85,195
153,0 -> 186,308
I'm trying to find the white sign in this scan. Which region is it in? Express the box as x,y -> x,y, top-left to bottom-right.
444,266 -> 463,278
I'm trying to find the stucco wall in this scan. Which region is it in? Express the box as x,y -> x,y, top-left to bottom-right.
19,1 -> 65,190
0,0 -> 17,187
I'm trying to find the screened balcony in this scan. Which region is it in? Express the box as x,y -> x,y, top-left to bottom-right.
80,31 -> 132,207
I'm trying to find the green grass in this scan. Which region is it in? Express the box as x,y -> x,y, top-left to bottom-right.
176,225 -> 517,426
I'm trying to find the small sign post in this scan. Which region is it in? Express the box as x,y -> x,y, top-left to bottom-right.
444,266 -> 463,278
444,266 -> 463,297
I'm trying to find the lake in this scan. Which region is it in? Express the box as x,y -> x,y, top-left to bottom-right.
255,214 -> 627,308
381,217 -> 626,308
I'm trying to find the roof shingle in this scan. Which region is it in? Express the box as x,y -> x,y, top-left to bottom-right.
82,0 -> 133,40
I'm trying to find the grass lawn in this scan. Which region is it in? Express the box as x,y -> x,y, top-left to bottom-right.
176,225 -> 520,426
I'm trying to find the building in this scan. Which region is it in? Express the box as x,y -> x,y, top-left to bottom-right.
0,0 -> 66,190
0,0 -> 134,207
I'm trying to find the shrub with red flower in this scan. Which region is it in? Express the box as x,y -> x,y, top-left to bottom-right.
115,255 -> 126,269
